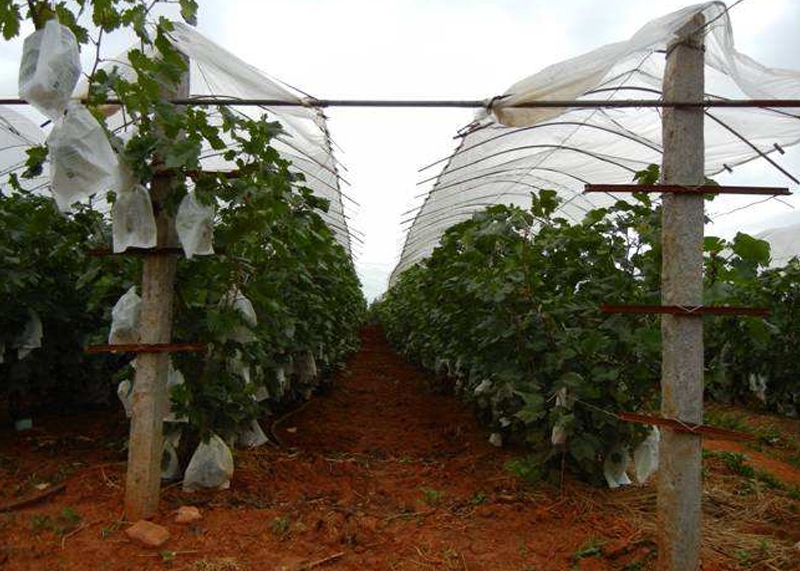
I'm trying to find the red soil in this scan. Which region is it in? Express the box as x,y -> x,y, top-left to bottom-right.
0,325 -> 796,570
704,440 -> 800,487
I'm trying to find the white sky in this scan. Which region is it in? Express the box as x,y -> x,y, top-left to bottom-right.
1,0 -> 799,300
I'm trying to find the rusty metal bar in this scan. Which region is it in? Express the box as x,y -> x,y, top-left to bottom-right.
153,169 -> 241,180
86,342 -> 206,354
584,184 -> 791,196
600,304 -> 769,317
617,412 -> 755,442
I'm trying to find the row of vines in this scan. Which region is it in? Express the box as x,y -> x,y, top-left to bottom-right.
376,179 -> 799,485
0,1 -> 365,489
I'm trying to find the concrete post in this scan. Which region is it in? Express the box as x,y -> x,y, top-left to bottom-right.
657,12 -> 705,571
124,65 -> 190,520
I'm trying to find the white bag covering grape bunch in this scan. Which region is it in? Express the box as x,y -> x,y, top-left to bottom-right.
163,360 -> 189,423
112,168 -> 157,253
47,102 -> 120,212
237,420 -> 268,448
117,379 -> 133,418
176,191 -> 215,259
14,310 -> 43,360
221,288 -> 257,344
18,19 -> 81,119
108,286 -> 141,345
183,434 -> 234,491
161,429 -> 183,481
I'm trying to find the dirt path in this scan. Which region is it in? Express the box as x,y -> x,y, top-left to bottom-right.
1,326 -> 797,570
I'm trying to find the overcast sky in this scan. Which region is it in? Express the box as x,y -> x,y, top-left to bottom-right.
2,0 -> 799,300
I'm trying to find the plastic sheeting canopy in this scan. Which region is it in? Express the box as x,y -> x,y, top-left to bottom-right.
392,2 -> 800,285
0,22 -> 353,257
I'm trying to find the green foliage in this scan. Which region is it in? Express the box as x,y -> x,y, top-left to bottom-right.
378,172 -> 799,482
572,539 -> 605,562
420,487 -> 444,506
269,515 -> 291,538
378,191 -> 662,481
2,1 -> 365,448
706,258 -> 800,414
0,190 -> 132,412
505,456 -> 547,484
0,2 -> 21,39
470,491 -> 487,505
29,506 -> 82,536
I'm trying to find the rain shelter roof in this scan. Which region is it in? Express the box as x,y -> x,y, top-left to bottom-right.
392,2 -> 800,285
0,22 -> 354,257
758,222 -> 800,267
0,106 -> 44,185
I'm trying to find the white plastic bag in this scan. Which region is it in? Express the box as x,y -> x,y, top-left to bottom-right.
47,103 -> 120,211
117,379 -> 133,418
252,384 -> 269,402
176,192 -> 214,259
18,19 -> 81,119
633,428 -> 660,484
222,289 -> 257,344
237,420 -> 268,448
276,366 -> 288,397
112,185 -> 157,253
551,423 -> 567,445
109,286 -> 141,345
473,379 -> 492,396
182,434 -> 234,491
748,374 -> 768,404
161,429 -> 182,480
555,387 -> 575,409
164,361 -> 188,423
295,351 -> 317,384
603,446 -> 632,489
227,349 -> 251,384
15,310 -> 43,360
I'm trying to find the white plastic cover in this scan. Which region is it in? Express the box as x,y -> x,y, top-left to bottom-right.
551,422 -> 567,446
164,360 -> 188,423
182,433 -> 234,491
15,310 -> 43,360
227,348 -> 251,384
633,428 -> 660,484
603,446 -> 632,489
7,25 -> 354,256
295,350 -> 317,384
164,23 -> 354,256
555,387 -> 575,410
252,384 -> 269,402
117,379 -> 133,418
222,288 -> 257,344
161,428 -> 182,480
0,106 -> 46,191
47,102 -> 120,212
176,191 -> 214,258
748,374 -> 768,404
67,24 -> 354,255
758,221 -> 800,267
112,184 -> 157,253
109,286 -> 141,345
276,366 -> 288,397
18,20 -> 81,120
393,2 -> 800,283
237,420 -> 268,448
473,379 -> 492,396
